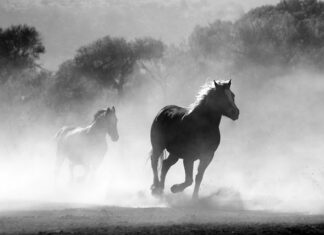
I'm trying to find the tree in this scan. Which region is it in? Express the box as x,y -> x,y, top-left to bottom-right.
188,0 -> 324,69
189,20 -> 237,61
236,6 -> 298,66
73,36 -> 164,97
0,24 -> 45,83
134,37 -> 166,99
133,37 -> 164,60
238,0 -> 324,66
50,59 -> 101,113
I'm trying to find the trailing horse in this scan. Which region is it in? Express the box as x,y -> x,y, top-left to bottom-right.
55,106 -> 119,181
150,80 -> 239,199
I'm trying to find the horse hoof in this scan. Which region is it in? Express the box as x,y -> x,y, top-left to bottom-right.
170,184 -> 181,193
151,185 -> 163,196
192,195 -> 199,202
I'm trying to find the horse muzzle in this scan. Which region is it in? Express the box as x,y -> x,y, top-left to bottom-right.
226,108 -> 240,121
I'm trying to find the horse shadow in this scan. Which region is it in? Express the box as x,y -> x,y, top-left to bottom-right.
163,187 -> 245,211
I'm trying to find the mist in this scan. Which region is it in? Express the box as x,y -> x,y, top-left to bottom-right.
0,67 -> 323,214
0,0 -> 324,217
0,0 -> 278,70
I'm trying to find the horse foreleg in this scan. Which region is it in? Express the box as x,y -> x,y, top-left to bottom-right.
171,158 -> 193,193
192,156 -> 213,200
82,164 -> 91,183
160,154 -> 178,189
69,163 -> 75,183
54,152 -> 64,181
88,158 -> 102,182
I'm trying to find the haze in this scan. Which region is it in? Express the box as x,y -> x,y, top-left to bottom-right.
0,0 -> 323,216
0,0 -> 278,70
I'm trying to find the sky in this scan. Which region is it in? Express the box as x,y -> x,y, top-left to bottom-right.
0,0 -> 279,70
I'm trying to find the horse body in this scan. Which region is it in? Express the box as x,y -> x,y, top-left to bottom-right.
150,80 -> 239,199
151,105 -> 221,158
55,107 -> 118,181
57,126 -> 107,166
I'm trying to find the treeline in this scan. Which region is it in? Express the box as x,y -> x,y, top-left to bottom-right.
190,0 -> 324,68
0,0 -> 324,136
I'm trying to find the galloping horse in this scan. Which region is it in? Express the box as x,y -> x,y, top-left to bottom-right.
150,80 -> 239,199
55,106 -> 119,181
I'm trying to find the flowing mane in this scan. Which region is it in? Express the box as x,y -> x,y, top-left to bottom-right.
188,80 -> 231,113
93,109 -> 106,121
188,82 -> 214,113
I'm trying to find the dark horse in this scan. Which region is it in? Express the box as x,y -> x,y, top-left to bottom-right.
55,106 -> 119,181
150,80 -> 239,199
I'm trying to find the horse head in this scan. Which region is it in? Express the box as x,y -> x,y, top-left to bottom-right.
104,106 -> 119,141
207,80 -> 239,120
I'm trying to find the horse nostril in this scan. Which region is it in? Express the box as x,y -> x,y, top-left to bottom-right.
231,108 -> 239,120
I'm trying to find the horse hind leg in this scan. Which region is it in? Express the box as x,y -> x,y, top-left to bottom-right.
69,162 -> 76,183
88,160 -> 101,183
150,148 -> 163,195
79,164 -> 90,183
54,148 -> 64,182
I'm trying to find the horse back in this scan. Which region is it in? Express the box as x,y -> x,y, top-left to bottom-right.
56,125 -> 107,165
150,105 -> 187,148
55,126 -> 77,142
151,105 -> 221,157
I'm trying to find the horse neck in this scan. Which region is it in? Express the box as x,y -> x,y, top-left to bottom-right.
186,103 -> 222,128
87,120 -> 107,137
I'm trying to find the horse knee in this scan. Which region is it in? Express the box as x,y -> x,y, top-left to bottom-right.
195,173 -> 203,182
162,155 -> 178,168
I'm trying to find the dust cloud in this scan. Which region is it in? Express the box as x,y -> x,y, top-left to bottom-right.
0,0 -> 324,216
203,68 -> 324,214
0,67 -> 323,214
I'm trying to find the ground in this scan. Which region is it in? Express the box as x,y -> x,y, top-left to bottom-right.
0,201 -> 324,235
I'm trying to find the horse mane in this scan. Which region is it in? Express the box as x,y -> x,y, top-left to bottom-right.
93,109 -> 106,121
188,80 -> 230,113
188,82 -> 215,113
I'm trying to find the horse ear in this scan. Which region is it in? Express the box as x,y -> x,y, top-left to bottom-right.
228,79 -> 232,88
214,80 -> 221,89
106,107 -> 111,114
112,106 -> 115,113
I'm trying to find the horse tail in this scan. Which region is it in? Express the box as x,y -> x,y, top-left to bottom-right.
54,128 -> 65,141
146,149 -> 166,164
157,150 -> 167,172
54,126 -> 74,179
54,127 -> 65,179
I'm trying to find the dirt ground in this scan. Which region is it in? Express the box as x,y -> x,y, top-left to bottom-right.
0,201 -> 324,235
